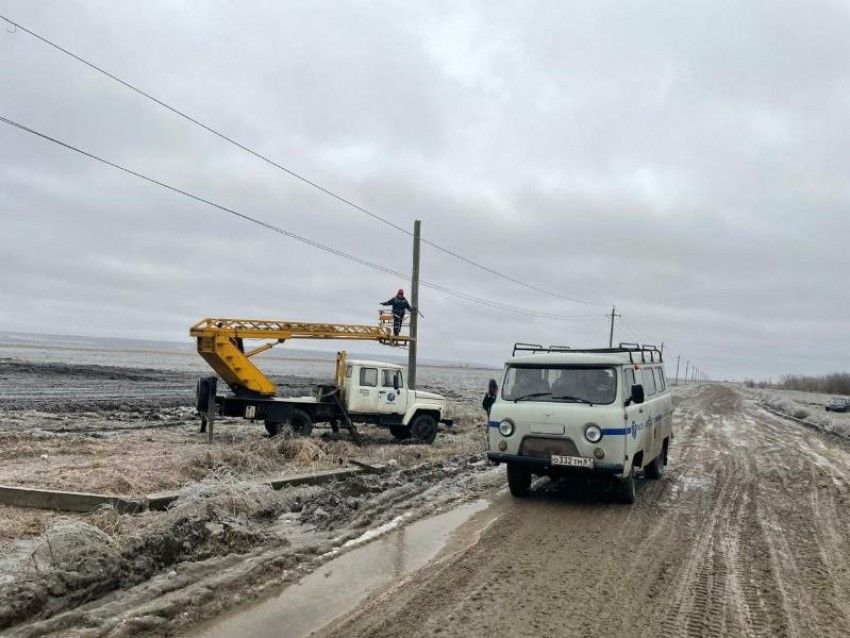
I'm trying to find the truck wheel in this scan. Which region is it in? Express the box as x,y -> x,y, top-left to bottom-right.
644,452 -> 664,480
410,414 -> 438,444
507,464 -> 532,497
614,466 -> 637,504
389,425 -> 412,440
289,410 -> 313,437
264,420 -> 281,437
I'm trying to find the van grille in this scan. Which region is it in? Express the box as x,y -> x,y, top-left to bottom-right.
519,436 -> 579,459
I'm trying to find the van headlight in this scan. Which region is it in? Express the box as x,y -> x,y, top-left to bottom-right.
498,419 -> 515,437
584,424 -> 603,443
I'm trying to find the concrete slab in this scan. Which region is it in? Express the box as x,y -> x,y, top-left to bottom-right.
0,485 -> 143,514
348,459 -> 388,474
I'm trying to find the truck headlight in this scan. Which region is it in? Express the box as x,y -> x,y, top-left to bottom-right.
584,424 -> 603,443
498,419 -> 515,437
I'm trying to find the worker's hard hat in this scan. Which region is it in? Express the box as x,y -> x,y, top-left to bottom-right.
398,289 -> 404,295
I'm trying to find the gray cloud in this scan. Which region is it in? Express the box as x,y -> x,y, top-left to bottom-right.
1,0 -> 848,380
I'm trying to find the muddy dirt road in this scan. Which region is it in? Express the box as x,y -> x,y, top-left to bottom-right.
302,384 -> 850,638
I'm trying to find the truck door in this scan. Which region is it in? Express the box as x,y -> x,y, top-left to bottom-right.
623,367 -> 643,467
636,366 -> 659,462
378,369 -> 408,415
349,366 -> 380,414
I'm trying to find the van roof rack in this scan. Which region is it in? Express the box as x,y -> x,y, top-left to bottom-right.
511,342 -> 663,364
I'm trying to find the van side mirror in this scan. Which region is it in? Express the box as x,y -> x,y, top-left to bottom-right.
393,375 -> 400,391
631,384 -> 645,405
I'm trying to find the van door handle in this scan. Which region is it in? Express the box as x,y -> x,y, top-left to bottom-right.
638,408 -> 644,414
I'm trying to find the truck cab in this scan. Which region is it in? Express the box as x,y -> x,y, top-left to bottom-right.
341,360 -> 451,443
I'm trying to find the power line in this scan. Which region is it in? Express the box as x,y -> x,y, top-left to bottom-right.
621,315 -> 662,344
616,317 -> 641,345
0,12 -> 609,308
0,114 -> 610,324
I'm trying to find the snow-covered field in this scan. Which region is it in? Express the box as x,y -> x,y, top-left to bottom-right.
742,386 -> 850,437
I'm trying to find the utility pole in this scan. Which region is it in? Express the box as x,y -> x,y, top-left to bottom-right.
608,306 -> 617,347
675,355 -> 681,385
407,219 -> 421,390
684,360 -> 690,384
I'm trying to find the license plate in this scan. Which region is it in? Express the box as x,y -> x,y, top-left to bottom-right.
551,455 -> 594,468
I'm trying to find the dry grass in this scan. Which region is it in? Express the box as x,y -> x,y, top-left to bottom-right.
0,402 -> 488,496
0,506 -> 55,554
166,471 -> 294,520
27,519 -> 119,573
0,397 -> 490,555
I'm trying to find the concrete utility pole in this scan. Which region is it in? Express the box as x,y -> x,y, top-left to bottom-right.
408,219 -> 421,390
609,306 -> 617,347
675,355 -> 681,385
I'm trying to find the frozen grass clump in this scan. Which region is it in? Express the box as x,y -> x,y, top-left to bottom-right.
792,407 -> 811,420
27,519 -> 119,573
182,434 -> 347,482
167,471 -> 293,521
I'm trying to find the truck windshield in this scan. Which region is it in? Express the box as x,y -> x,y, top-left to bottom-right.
502,365 -> 617,405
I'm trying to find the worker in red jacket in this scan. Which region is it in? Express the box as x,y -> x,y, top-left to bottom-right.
381,289 -> 413,336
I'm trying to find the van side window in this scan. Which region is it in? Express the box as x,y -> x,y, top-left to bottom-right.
345,365 -> 353,378
360,368 -> 378,387
653,368 -> 666,392
643,368 -> 657,396
382,369 -> 402,388
624,369 -> 636,393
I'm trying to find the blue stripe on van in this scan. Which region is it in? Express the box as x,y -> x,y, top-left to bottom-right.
602,427 -> 632,435
488,421 -> 500,428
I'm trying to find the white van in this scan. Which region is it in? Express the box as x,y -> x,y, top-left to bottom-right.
487,344 -> 673,504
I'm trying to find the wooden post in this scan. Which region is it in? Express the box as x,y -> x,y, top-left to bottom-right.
206,376 -> 217,443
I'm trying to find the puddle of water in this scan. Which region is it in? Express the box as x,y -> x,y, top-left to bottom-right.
189,499 -> 489,638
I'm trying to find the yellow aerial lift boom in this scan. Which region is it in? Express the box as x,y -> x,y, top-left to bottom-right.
190,316 -> 411,397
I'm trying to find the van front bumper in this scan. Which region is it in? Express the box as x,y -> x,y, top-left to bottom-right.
487,453 -> 623,475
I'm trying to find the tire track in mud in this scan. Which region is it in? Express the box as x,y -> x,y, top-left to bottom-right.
312,385 -> 850,638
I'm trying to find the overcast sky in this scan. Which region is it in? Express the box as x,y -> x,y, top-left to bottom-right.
1,0 -> 848,380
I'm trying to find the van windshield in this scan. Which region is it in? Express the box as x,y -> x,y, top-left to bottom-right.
502,365 -> 617,405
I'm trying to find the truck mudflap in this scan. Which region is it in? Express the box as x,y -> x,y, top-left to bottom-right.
487,453 -> 623,474
440,418 -> 454,426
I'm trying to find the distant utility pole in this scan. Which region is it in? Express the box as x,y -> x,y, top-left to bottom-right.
675,355 -> 681,385
608,306 -> 620,347
684,360 -> 690,384
407,219 -> 421,390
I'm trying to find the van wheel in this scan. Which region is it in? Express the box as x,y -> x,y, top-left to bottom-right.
614,466 -> 636,504
389,425 -> 412,440
644,452 -> 664,480
289,410 -> 313,437
507,464 -> 532,497
264,420 -> 281,437
410,414 -> 438,444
